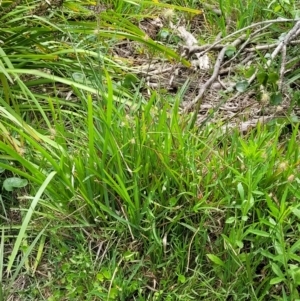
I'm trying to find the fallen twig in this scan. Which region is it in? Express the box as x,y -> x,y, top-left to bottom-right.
245,39 -> 300,52
219,53 -> 255,75
187,18 -> 297,57
221,23 -> 273,68
184,34 -> 247,113
263,20 -> 300,93
279,45 -> 287,92
266,20 -> 300,67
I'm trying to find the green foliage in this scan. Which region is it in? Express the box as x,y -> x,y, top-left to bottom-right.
2,177 -> 28,192
1,0 -> 300,300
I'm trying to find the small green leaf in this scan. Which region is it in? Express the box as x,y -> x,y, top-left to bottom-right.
244,66 -> 256,78
265,194 -> 279,217
206,254 -> 225,267
268,72 -> 279,84
225,217 -> 236,224
252,190 -> 264,195
292,208 -> 300,219
3,177 -> 28,191
99,268 -> 111,280
272,262 -> 284,278
169,197 -> 178,206
236,240 -> 244,248
288,253 -> 300,263
237,182 -> 244,200
274,241 -> 284,255
257,72 -> 268,86
270,277 -> 284,285
123,251 -> 136,261
72,72 -> 86,83
96,273 -> 104,282
108,287 -> 118,299
178,274 -> 186,283
225,46 -> 236,58
260,249 -> 275,260
122,74 -> 138,89
291,241 -> 300,254
158,28 -> 170,40
246,229 -> 270,237
270,92 -> 282,105
289,264 -> 300,285
274,5 -> 281,13
235,80 -> 249,92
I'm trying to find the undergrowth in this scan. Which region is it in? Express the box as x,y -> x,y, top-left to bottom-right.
1,0 -> 300,300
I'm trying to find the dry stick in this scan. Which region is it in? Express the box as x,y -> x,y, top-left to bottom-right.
221,23 -> 273,68
215,32 -> 223,42
265,20 -> 300,93
245,40 -> 300,52
191,36 -> 300,54
188,20 -> 300,126
184,20 -> 299,129
279,45 -> 287,92
295,27 -> 300,38
187,18 -> 297,57
221,38 -> 251,69
184,34 -> 247,114
219,53 -> 255,75
186,44 -> 225,54
267,20 -> 300,67
218,25 -> 271,76
184,37 -> 246,129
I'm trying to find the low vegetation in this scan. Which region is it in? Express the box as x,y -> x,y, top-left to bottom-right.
1,0 -> 300,300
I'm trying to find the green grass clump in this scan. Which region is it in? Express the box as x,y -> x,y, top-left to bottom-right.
1,0 -> 300,300
2,84 -> 300,300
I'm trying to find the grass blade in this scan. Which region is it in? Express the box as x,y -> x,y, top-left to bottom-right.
6,171 -> 56,273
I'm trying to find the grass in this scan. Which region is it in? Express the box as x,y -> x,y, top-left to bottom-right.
1,0 -> 300,300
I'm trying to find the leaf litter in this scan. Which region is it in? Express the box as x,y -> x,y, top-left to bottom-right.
103,6 -> 300,132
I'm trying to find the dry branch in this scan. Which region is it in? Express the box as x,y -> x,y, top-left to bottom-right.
279,45 -> 287,92
266,20 -> 300,67
187,18 -> 297,57
183,34 -> 247,113
245,39 -> 300,52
